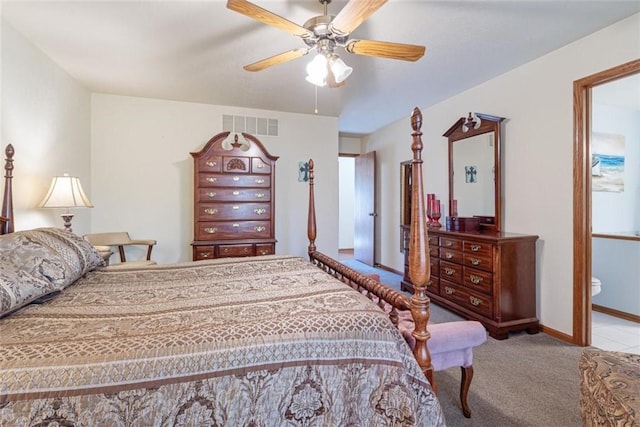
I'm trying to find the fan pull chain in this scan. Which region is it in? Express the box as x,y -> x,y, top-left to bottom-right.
314,85 -> 318,114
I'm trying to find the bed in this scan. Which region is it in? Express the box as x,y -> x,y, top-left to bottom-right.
0,108 -> 444,426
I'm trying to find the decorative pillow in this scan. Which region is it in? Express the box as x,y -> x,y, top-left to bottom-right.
0,228 -> 105,290
0,269 -> 58,317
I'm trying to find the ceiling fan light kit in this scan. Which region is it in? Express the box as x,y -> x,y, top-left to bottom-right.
227,0 -> 425,88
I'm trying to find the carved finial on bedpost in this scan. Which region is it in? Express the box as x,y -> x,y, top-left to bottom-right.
307,159 -> 317,258
1,144 -> 15,234
408,108 -> 435,388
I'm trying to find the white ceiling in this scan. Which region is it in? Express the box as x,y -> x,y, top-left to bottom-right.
2,1 -> 639,135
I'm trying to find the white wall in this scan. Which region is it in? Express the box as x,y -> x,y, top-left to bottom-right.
91,94 -> 339,263
1,21 -> 92,233
592,237 -> 640,316
366,13 -> 640,337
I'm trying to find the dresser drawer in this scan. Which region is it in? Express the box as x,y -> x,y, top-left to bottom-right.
440,237 -> 462,251
197,156 -> 222,172
252,157 -> 272,174
463,252 -> 493,272
194,245 -> 215,261
255,243 -> 275,256
427,276 -> 440,295
463,240 -> 493,257
439,260 -> 463,284
428,234 -> 439,246
440,280 -> 493,318
430,256 -> 440,277
440,247 -> 463,264
198,188 -> 271,203
463,266 -> 493,295
222,156 -> 250,173
218,244 -> 253,258
196,220 -> 271,240
198,174 -> 271,188
197,203 -> 271,221
429,244 -> 439,257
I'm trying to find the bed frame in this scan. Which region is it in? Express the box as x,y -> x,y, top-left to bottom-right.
1,144 -> 14,235
0,107 -> 435,385
307,107 -> 434,384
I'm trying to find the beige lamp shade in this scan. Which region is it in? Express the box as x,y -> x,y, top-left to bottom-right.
40,173 -> 93,208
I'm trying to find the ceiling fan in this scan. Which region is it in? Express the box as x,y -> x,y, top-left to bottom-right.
226,0 -> 426,88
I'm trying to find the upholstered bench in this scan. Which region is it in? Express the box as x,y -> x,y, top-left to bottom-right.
579,347 -> 640,426
364,273 -> 487,417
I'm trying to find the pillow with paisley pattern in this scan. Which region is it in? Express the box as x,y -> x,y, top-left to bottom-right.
0,228 -> 106,316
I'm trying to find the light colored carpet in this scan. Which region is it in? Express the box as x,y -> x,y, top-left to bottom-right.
342,259 -> 583,426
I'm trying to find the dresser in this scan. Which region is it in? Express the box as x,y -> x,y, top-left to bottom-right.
191,132 -> 278,261
401,226 -> 539,339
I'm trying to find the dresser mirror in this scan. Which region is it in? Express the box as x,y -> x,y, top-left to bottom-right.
443,113 -> 505,232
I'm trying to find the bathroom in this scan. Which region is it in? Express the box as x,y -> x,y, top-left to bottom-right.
590,74 -> 640,353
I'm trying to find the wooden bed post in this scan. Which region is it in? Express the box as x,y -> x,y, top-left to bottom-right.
307,159 -> 317,257
408,108 -> 435,387
1,144 -> 14,235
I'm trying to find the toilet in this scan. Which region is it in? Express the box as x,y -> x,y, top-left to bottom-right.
592,277 -> 602,296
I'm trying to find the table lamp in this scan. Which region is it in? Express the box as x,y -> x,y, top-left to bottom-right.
40,173 -> 93,233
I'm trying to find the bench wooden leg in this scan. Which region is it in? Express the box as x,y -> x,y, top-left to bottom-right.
460,365 -> 474,418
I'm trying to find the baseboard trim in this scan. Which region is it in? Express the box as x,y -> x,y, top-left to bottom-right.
593,304 -> 640,324
376,264 -> 404,277
539,325 -> 576,345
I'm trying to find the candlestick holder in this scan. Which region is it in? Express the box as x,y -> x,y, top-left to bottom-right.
429,198 -> 442,228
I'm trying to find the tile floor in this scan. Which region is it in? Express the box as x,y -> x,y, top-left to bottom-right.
591,310 -> 640,354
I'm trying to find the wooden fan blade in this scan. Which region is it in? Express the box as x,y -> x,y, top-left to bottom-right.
227,0 -> 313,38
244,48 -> 309,72
345,39 -> 426,62
330,0 -> 388,36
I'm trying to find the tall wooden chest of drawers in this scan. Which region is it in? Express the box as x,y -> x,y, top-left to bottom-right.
401,226 -> 539,339
191,132 -> 278,261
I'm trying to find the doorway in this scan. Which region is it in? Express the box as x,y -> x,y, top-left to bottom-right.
573,58 -> 640,346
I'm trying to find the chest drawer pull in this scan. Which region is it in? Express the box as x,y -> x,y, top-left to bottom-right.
204,227 -> 218,234
232,205 -> 239,210
444,267 -> 456,276
470,245 -> 481,252
200,252 -> 211,258
205,161 -> 217,167
232,223 -> 240,228
445,241 -> 454,247
470,258 -> 481,265
206,177 -> 217,183
233,176 -> 240,181
204,208 -> 218,215
206,192 -> 217,198
445,252 -> 454,259
470,275 -> 483,284
255,226 -> 266,232
232,191 -> 240,196
469,296 -> 483,306
255,178 -> 265,184
254,208 -> 266,215
255,193 -> 265,198
444,286 -> 455,295
256,163 -> 264,169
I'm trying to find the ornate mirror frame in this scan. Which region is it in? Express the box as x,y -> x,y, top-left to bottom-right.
573,58 -> 640,346
443,113 -> 505,232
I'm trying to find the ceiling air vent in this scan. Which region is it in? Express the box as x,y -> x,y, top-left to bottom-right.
223,115 -> 278,137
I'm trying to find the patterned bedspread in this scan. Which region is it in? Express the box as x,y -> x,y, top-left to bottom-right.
0,255 -> 445,426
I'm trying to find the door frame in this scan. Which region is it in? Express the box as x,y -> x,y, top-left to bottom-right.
573,58 -> 640,346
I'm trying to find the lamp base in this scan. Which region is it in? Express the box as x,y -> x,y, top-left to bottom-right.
60,214 -> 74,233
